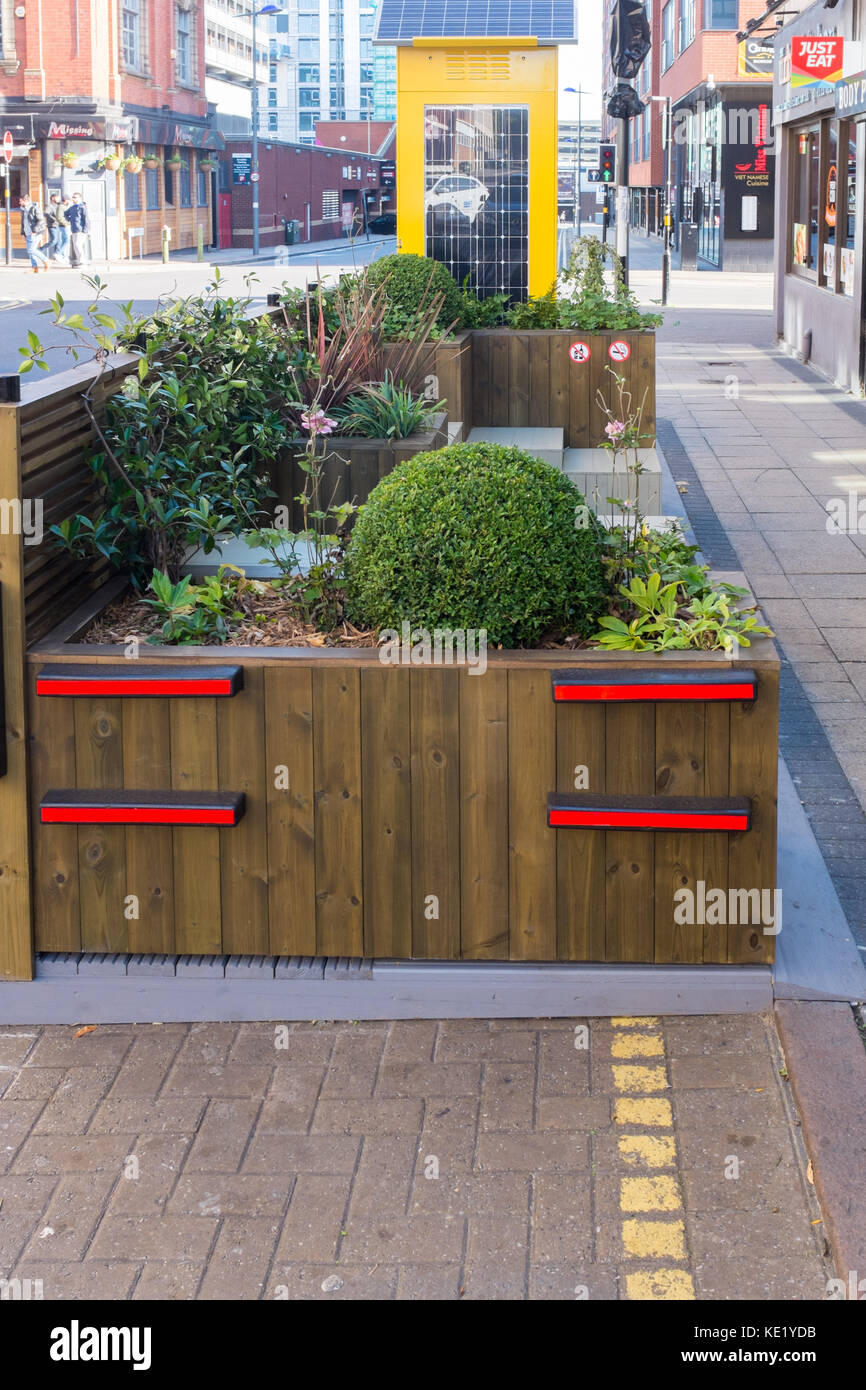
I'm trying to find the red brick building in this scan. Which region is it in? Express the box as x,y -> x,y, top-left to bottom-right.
603,0 -> 776,268
220,137 -> 395,250
0,0 -> 222,259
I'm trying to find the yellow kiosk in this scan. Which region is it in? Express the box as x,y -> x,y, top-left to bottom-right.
373,2 -> 578,301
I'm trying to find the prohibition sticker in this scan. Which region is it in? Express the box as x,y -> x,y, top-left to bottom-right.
608,339 -> 631,362
569,340 -> 591,363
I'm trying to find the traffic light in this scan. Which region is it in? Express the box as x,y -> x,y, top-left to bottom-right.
599,142 -> 617,184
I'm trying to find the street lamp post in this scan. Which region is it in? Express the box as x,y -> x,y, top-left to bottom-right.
564,87 -> 587,239
651,94 -> 674,305
250,5 -> 281,257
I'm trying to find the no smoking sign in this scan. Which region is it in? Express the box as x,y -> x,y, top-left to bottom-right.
608,339 -> 631,362
569,341 -> 591,364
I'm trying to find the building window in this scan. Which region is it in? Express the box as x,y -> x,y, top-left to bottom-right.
298,38 -> 318,60
299,64 -> 319,83
179,160 -> 192,206
269,114 -> 279,131
176,4 -> 193,84
197,158 -> 208,206
322,189 -> 340,220
299,14 -> 318,33
661,2 -> 674,70
124,167 -> 142,211
145,147 -> 160,209
841,121 -> 857,296
679,0 -> 695,51
704,0 -> 737,29
122,0 -> 144,70
164,165 -> 174,207
268,89 -> 277,106
300,89 -> 320,106
791,124 -> 820,278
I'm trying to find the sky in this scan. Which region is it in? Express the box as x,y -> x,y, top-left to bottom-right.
558,0 -> 605,120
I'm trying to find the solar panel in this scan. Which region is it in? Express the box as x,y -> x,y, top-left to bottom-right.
373,0 -> 578,44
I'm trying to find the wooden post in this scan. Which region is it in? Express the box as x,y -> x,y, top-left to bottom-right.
0,404 -> 33,979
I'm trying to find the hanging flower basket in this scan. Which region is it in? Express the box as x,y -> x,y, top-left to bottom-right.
60,152 -> 79,170
99,153 -> 122,172
142,155 -> 162,170
198,158 -> 219,171
123,155 -> 143,175
165,154 -> 187,168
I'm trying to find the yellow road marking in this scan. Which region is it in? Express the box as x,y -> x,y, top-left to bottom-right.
622,1218 -> 687,1260
618,1133 -> 677,1168
614,1096 -> 673,1127
612,1016 -> 659,1027
611,1033 -> 665,1058
626,1269 -> 696,1301
612,1064 -> 668,1093
620,1175 -> 682,1212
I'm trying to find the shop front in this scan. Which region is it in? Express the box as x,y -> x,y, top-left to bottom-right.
0,112 -> 223,261
773,0 -> 865,392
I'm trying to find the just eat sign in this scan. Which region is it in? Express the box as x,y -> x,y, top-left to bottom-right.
791,36 -> 844,87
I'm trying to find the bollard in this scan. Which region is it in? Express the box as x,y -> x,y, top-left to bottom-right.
161,225 -> 171,263
197,224 -> 203,262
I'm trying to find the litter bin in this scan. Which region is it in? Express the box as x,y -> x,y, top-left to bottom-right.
675,222 -> 698,271
283,219 -> 299,246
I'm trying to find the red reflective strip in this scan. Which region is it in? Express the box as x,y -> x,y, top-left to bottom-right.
41,807 -> 237,826
549,810 -> 749,830
37,679 -> 233,697
553,682 -> 755,702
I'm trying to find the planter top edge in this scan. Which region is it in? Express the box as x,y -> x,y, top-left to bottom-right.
285,411 -> 447,452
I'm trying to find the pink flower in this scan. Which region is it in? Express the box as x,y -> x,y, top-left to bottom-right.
605,420 -> 626,439
301,407 -> 338,436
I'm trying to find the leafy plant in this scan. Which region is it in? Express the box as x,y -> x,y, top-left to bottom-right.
336,372 -> 443,440
365,253 -> 465,337
458,280 -> 510,328
506,288 -> 561,329
143,569 -> 234,645
345,442 -> 606,647
556,237 -> 662,332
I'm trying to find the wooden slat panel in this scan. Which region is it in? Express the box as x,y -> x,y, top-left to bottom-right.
471,333 -> 491,427
556,702 -> 605,962
605,705 -> 655,962
489,335 -> 510,428
568,333 -> 593,448
702,702 -> 731,964
508,669 -> 556,960
218,666 -> 268,955
29,671 -> 79,953
170,699 -> 222,955
528,334 -> 551,427
411,669 -> 460,959
548,333 -> 571,437
264,666 -> 316,957
632,331 -> 656,446
728,666 -> 779,964
653,703 -> 705,964
361,666 -> 412,958
75,698 -> 127,952
313,668 -> 363,956
122,696 -> 174,955
509,333 -> 531,427
460,669 -> 508,959
589,332 -> 618,450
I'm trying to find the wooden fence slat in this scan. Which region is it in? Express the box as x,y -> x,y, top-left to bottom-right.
510,333 -> 531,427
75,698 -> 127,953
728,667 -> 779,964
460,669 -> 508,959
654,703 -> 705,964
489,335 -> 510,429
123,696 -> 174,955
568,336 -> 592,448
29,671 -> 79,953
218,666 -> 268,955
605,705 -> 655,962
702,702 -> 731,964
471,333 -> 491,430
508,669 -> 556,960
361,666 -> 412,958
556,703 -> 606,962
264,666 -> 316,957
528,334 -> 551,428
548,334 -> 570,438
313,668 -> 363,956
411,668 -> 461,959
170,699 -> 222,955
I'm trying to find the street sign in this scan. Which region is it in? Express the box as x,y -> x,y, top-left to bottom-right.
2,131 -> 13,164
232,152 -> 252,184
250,171 -> 260,183
587,169 -> 601,183
569,341 -> 591,364
599,142 -> 617,184
608,339 -> 631,362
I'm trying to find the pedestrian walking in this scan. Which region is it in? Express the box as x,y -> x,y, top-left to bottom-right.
19,196 -> 49,273
46,194 -> 70,264
67,191 -> 91,268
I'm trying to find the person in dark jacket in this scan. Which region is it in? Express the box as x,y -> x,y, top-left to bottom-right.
19,196 -> 48,272
67,192 -> 91,267
46,194 -> 70,264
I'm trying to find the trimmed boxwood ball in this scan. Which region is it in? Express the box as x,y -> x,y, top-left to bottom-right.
345,443 -> 607,647
366,253 -> 465,333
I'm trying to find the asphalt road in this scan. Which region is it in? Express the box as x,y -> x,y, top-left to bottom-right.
0,236 -> 397,377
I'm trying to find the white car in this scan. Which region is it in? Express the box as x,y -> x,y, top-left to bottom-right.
425,174 -> 489,223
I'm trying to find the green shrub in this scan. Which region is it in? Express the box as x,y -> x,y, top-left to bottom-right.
366,253 -> 464,336
337,372 -> 444,439
345,443 -> 606,646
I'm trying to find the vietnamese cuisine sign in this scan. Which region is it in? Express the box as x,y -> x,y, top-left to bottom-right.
791,36 -> 844,88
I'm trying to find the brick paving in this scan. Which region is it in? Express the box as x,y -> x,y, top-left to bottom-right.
0,1018 -> 830,1300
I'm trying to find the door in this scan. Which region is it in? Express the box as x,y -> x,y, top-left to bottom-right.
218,193 -> 232,248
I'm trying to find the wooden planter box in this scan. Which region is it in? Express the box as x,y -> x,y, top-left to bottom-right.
22,632 -> 778,973
273,413 -> 448,528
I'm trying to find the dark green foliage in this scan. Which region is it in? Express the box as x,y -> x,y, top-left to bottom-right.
366,253 -> 464,336
345,442 -> 606,647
